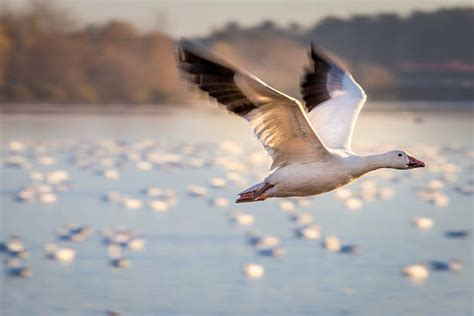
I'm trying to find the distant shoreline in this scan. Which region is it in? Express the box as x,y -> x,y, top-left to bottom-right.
0,101 -> 473,115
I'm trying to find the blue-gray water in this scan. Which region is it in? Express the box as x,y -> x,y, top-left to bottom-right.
0,103 -> 473,316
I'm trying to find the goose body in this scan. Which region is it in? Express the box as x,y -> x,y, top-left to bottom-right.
178,41 -> 425,202
265,156 -> 357,198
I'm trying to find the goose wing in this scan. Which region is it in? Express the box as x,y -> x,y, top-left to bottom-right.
178,41 -> 330,169
301,44 -> 367,151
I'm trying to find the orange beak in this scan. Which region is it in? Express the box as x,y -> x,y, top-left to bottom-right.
407,155 -> 425,168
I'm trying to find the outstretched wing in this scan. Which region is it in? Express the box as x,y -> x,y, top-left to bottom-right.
301,44 -> 367,151
178,41 -> 330,169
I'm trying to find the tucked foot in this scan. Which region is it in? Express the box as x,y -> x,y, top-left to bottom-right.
235,182 -> 273,203
236,192 -> 258,203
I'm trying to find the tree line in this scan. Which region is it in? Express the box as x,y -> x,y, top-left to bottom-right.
0,2 -> 472,104
0,1 -> 180,104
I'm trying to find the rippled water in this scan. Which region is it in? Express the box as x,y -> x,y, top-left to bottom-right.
0,103 -> 473,316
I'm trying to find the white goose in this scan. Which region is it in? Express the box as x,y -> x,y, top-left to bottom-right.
178,41 -> 425,203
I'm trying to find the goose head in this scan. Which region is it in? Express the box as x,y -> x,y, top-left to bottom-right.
385,150 -> 425,170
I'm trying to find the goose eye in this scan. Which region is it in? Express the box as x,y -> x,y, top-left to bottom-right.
398,153 -> 403,157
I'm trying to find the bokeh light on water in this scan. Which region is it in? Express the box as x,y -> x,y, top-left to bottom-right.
0,104 -> 472,315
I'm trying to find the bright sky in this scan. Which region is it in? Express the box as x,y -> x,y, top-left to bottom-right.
7,0 -> 473,37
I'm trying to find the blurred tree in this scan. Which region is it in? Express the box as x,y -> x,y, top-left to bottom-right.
0,1 -> 472,104
0,22 -> 10,88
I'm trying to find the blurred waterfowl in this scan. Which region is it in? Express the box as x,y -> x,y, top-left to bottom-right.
418,189 -> 450,207
45,170 -> 70,185
245,231 -> 280,249
209,197 -> 230,208
4,155 -> 31,169
98,227 -> 146,269
54,247 -> 76,263
111,257 -> 131,269
295,224 -> 321,240
122,197 -> 143,210
323,236 -> 342,252
345,197 -> 364,210
144,187 -> 163,197
5,257 -> 32,278
135,160 -> 153,171
339,244 -> 359,254
242,263 -> 264,279
1,129 -> 471,303
254,235 -> 280,249
39,192 -> 58,204
245,230 -> 261,246
5,236 -> 25,255
16,187 -> 36,202
428,261 -> 450,271
0,241 -> 6,252
455,184 -> 474,195
402,264 -> 429,281
230,212 -> 255,226
43,243 -> 58,259
412,217 -> 434,230
127,238 -> 146,251
428,259 -> 463,272
100,227 -> 135,246
445,230 -> 469,239
148,200 -> 169,213
107,244 -> 122,259
187,185 -> 208,197
104,191 -> 122,203
8,140 -> 26,152
101,169 -> 120,180
290,213 -> 313,225
178,41 -> 425,203
100,227 -> 146,252
258,247 -> 286,257
447,259 -> 463,272
16,183 -> 60,204
279,200 -> 296,213
209,177 -> 227,188
56,224 -> 93,242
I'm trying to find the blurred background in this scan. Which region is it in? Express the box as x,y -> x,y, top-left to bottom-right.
0,1 -> 473,316
0,0 -> 473,106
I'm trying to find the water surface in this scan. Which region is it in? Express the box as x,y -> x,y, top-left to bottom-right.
0,103 -> 473,316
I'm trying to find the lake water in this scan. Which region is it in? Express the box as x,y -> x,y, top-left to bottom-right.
0,103 -> 473,316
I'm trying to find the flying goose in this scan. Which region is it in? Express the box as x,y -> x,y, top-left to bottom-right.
177,41 -> 425,203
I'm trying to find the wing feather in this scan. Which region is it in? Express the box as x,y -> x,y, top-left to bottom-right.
301,44 -> 367,151
178,41 -> 330,169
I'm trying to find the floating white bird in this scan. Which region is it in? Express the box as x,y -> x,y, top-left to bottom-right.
402,264 -> 429,281
242,263 -> 264,279
178,41 -> 425,203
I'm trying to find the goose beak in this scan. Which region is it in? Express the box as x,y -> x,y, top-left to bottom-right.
407,155 -> 425,169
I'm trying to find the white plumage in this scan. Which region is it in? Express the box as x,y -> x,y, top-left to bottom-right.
178,41 -> 425,203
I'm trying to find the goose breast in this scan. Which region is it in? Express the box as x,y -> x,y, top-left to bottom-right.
265,159 -> 356,197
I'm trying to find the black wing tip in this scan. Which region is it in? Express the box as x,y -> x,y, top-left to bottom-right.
308,42 -> 348,73
177,39 -> 213,66
176,40 -> 257,117
177,39 -> 235,70
308,43 -> 332,67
